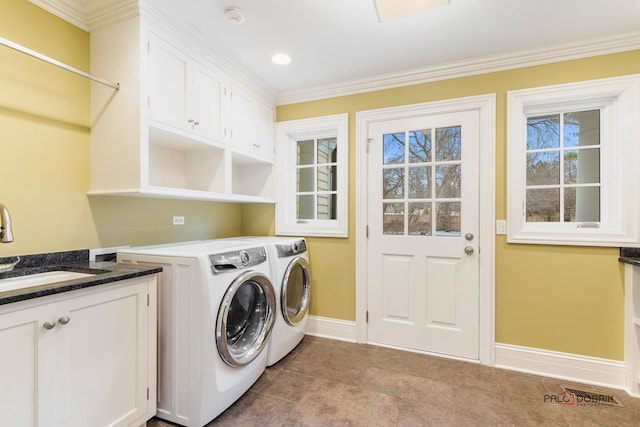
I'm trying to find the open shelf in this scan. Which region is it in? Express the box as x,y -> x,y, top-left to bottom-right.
148,143 -> 226,193
231,152 -> 274,199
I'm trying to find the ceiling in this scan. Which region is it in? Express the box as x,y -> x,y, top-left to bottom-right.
34,0 -> 640,102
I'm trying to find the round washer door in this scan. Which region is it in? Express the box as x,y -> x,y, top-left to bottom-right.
281,257 -> 311,326
216,271 -> 276,367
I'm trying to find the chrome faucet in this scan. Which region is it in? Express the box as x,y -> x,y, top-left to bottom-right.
0,202 -> 19,272
0,203 -> 14,243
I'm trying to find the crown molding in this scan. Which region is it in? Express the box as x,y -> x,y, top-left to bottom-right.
29,0 -> 138,31
29,0 -> 88,30
85,1 -> 139,30
277,31 -> 640,105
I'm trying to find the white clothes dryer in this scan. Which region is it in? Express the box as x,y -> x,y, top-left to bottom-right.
117,240 -> 276,427
224,237 -> 311,366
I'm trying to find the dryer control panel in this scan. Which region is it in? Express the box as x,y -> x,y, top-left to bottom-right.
275,239 -> 307,257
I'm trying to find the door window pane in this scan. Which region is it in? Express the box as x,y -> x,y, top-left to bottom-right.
436,165 -> 461,198
383,203 -> 405,235
435,126 -> 461,161
409,129 -> 431,163
408,203 -> 431,235
408,166 -> 431,198
436,202 -> 461,236
383,168 -> 405,199
383,133 -> 405,164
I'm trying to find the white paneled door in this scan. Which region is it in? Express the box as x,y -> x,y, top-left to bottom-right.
367,109 -> 480,359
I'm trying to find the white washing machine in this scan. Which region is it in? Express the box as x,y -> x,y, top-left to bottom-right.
117,240 -> 276,427
223,236 -> 311,366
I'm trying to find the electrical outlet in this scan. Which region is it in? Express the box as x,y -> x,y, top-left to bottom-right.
172,216 -> 185,225
496,219 -> 506,235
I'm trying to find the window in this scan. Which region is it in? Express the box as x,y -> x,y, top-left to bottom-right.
275,114 -> 348,237
382,127 -> 462,236
507,74 -> 640,246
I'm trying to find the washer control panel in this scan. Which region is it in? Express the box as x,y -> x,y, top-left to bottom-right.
209,246 -> 267,274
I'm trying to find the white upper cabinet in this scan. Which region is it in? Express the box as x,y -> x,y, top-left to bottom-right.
148,34 -> 227,143
89,14 -> 274,203
230,85 -> 275,161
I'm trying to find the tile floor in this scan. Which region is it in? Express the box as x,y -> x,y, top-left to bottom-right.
147,336 -> 640,426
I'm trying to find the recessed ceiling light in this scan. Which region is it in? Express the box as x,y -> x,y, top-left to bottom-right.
374,0 -> 449,22
272,53 -> 292,65
224,7 -> 245,24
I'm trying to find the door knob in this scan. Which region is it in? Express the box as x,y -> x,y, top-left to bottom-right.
465,233 -> 474,241
58,316 -> 70,325
464,246 -> 474,255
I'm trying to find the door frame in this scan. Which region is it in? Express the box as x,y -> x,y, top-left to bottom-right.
355,94 -> 496,365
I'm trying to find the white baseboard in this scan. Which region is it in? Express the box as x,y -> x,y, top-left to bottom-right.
305,315 -> 357,343
303,319 -> 630,394
495,343 -> 627,392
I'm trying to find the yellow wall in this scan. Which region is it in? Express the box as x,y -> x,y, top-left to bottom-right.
0,0 -> 242,258
244,50 -> 640,361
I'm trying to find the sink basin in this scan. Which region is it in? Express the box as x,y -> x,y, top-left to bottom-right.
0,271 -> 95,293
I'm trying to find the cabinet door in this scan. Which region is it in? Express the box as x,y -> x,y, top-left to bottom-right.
252,100 -> 275,159
191,62 -> 227,141
60,280 -> 150,427
0,304 -> 53,427
148,34 -> 189,130
230,87 -> 275,160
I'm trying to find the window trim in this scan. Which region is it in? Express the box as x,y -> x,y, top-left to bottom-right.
507,74 -> 640,246
275,113 -> 349,238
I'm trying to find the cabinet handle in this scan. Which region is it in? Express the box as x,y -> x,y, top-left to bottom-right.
43,321 -> 56,330
187,119 -> 200,127
58,316 -> 71,325
193,120 -> 200,126
252,143 -> 261,149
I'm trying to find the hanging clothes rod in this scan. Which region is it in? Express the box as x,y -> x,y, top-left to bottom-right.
0,36 -> 119,90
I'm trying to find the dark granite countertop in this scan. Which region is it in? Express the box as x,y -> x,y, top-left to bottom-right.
619,247 -> 640,267
0,249 -> 161,306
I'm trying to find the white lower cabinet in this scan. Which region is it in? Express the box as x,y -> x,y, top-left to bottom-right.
625,264 -> 640,396
0,276 -> 157,427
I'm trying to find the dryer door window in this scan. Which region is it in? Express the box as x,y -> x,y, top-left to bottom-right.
216,271 -> 276,367
282,257 -> 311,326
